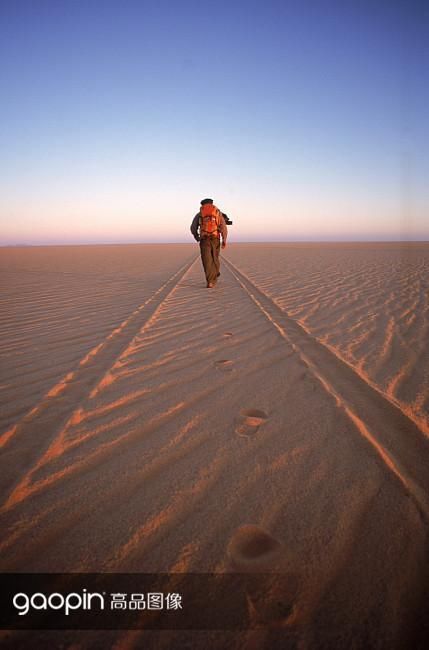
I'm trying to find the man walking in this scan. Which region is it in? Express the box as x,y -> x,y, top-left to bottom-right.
190,198 -> 228,288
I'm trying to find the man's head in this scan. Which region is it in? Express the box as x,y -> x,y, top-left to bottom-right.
200,198 -> 214,206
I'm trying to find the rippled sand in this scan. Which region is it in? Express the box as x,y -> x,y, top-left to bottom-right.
226,242 -> 429,433
0,245 -> 196,439
1,243 -> 428,650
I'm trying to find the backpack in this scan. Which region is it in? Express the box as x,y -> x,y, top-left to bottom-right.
199,204 -> 221,238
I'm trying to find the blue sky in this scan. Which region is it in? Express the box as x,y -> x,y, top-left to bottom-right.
1,0 -> 428,243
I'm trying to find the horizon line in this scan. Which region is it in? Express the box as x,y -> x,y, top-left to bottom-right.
1,238 -> 429,248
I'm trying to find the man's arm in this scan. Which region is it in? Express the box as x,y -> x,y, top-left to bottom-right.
219,214 -> 228,247
190,214 -> 200,241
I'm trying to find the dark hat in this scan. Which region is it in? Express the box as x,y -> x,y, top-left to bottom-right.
200,198 -> 214,205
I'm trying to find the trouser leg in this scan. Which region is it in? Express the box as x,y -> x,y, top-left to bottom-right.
211,237 -> 221,278
200,238 -> 212,283
200,238 -> 220,284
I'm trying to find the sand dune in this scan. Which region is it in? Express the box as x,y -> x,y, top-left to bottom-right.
0,245 -> 195,441
226,243 -> 429,434
1,243 -> 429,649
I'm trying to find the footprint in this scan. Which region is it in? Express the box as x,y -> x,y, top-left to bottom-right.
235,409 -> 268,437
226,525 -> 298,625
215,359 -> 234,372
227,525 -> 283,572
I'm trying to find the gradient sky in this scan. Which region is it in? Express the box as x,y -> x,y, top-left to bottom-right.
1,0 -> 428,244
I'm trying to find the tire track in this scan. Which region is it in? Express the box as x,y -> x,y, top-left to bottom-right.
0,256 -> 198,505
223,257 -> 429,522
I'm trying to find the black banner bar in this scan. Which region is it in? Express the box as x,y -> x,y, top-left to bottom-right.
0,573 -> 295,630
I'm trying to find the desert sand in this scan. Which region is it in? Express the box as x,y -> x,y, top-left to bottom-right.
1,242 -> 429,649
